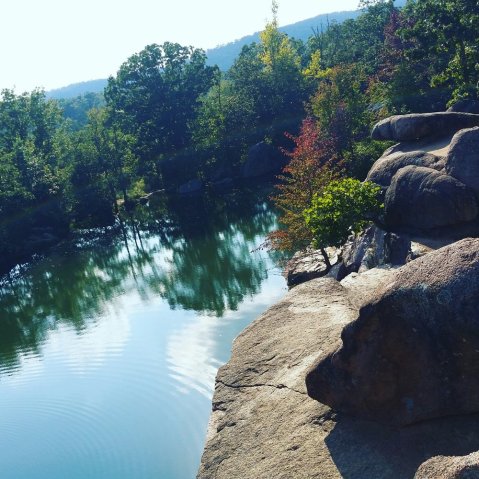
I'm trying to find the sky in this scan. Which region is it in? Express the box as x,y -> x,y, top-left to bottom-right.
1,0 -> 360,93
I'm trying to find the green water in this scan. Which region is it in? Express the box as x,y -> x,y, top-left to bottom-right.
0,187 -> 286,479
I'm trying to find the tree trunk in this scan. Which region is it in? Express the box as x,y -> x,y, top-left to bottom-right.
320,247 -> 332,271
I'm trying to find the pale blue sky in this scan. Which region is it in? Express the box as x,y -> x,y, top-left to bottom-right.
1,0 -> 360,93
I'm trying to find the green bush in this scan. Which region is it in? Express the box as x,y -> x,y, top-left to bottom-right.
304,178 -> 383,252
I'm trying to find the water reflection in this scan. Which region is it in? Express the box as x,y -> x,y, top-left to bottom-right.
0,185 -> 281,375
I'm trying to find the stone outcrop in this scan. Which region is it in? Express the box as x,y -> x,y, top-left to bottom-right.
242,141 -> 283,178
447,99 -> 479,114
371,112 -> 479,142
306,238 -> 479,426
341,225 -> 410,275
198,268 -> 479,478
384,165 -> 478,230
368,113 -> 479,234
177,178 -> 204,195
284,247 -> 338,287
415,452 -> 479,479
445,127 -> 479,196
366,150 -> 444,188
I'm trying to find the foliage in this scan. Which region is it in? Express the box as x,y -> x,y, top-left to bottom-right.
58,92 -> 105,130
1,0 -> 478,274
0,89 -> 72,270
105,42 -> 216,181
70,108 -> 137,226
268,117 -> 342,252
402,0 -> 479,104
304,178 -> 383,254
309,64 -> 374,158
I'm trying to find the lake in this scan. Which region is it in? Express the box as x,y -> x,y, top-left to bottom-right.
0,186 -> 287,479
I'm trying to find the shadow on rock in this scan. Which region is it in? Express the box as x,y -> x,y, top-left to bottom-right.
324,412 -> 479,479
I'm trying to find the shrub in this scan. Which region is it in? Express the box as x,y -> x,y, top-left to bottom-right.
304,178 -> 382,266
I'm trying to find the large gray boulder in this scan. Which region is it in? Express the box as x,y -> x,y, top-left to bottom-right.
306,238 -> 479,425
242,142 -> 281,178
445,127 -> 479,196
372,112 -> 479,142
447,99 -> 479,114
367,150 -> 444,188
384,165 -> 478,230
415,452 -> 479,479
199,266 -> 479,478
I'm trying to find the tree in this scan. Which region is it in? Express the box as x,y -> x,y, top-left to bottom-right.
105,42 -> 216,183
227,3 -> 306,146
403,0 -> 479,102
0,89 -> 72,269
303,178 -> 383,267
268,117 -> 342,252
69,108 -> 137,226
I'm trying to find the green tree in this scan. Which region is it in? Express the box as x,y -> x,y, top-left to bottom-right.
304,178 -> 383,267
105,42 -> 216,184
403,0 -> 479,102
0,89 -> 72,270
70,108 -> 137,226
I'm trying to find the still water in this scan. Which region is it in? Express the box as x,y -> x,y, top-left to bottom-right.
0,187 -> 286,479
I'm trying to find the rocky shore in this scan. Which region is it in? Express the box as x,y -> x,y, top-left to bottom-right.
198,107 -> 479,478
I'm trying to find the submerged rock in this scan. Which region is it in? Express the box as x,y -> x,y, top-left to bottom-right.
242,141 -> 282,178
306,238 -> 479,425
177,178 -> 204,195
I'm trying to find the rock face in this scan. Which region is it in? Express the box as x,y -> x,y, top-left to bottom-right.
415,452 -> 479,479
242,141 -> 282,178
384,165 -> 478,230
371,112 -> 479,142
367,150 -> 444,188
306,238 -> 479,426
199,268 -> 479,479
341,225 -> 411,275
284,247 -> 338,287
445,127 -> 479,196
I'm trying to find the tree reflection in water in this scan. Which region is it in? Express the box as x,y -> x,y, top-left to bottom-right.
0,185 -> 282,373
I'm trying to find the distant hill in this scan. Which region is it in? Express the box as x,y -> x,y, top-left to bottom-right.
46,79 -> 108,99
206,9 -> 361,70
206,0 -> 407,70
47,2 -> 407,98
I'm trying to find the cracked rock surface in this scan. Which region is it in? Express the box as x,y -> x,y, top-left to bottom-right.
197,266 -> 479,479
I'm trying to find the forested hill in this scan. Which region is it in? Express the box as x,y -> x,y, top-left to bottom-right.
46,3 -> 406,99
46,79 -> 108,99
206,0 -> 406,71
206,9 -> 361,71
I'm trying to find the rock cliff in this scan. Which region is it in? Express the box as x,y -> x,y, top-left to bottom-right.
198,268 -> 479,478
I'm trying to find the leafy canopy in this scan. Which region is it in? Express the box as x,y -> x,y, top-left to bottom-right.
304,178 -> 383,250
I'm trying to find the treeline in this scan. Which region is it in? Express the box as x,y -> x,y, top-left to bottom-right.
0,0 -> 478,271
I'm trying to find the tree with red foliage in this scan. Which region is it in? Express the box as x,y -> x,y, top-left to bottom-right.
268,117 -> 343,252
